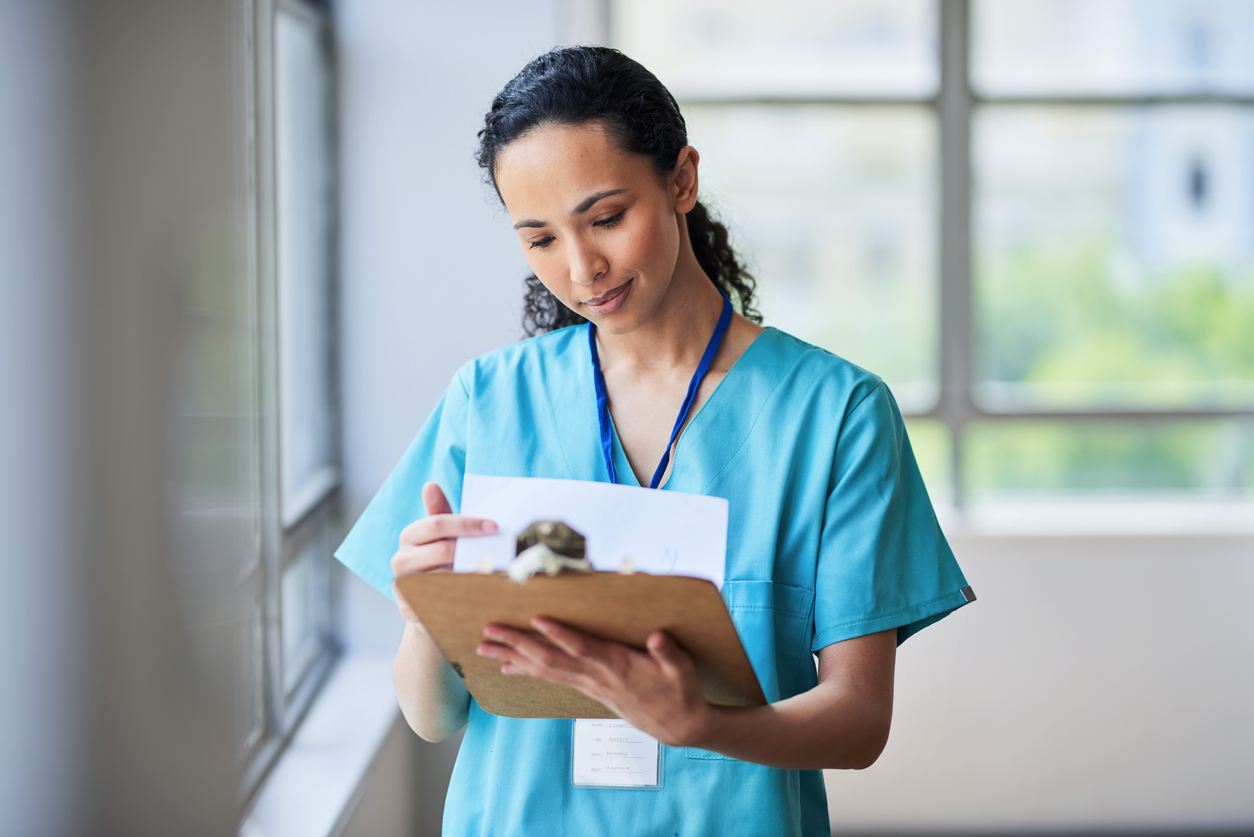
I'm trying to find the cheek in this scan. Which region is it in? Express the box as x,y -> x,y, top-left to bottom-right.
617,210 -> 679,275
523,249 -> 569,301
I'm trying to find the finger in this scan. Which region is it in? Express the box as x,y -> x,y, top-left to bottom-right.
483,624 -> 580,673
391,542 -> 454,577
646,631 -> 695,678
531,618 -> 604,661
422,483 -> 498,538
475,641 -> 529,673
422,481 -> 453,517
475,640 -> 521,663
400,513 -> 497,546
477,640 -> 580,685
391,540 -> 453,574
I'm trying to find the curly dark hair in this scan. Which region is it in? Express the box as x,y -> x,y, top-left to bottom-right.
475,46 -> 761,335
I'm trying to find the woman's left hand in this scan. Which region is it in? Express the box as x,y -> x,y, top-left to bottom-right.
477,618 -> 712,747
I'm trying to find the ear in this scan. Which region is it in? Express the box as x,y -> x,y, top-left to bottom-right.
671,146 -> 700,214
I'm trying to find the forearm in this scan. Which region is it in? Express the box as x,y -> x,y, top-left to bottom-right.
689,677 -> 892,770
393,622 -> 470,742
479,620 -> 896,768
684,629 -> 896,772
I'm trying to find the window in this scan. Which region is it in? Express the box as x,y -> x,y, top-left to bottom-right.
236,0 -> 341,799
613,0 -> 1254,504
967,0 -> 1254,499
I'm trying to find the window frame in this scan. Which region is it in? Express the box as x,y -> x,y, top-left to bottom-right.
238,0 -> 343,808
610,0 -> 1254,506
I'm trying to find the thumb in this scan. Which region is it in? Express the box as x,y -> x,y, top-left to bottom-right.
647,631 -> 694,678
422,481 -> 453,517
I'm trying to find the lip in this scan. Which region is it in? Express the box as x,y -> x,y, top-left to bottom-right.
582,279 -> 632,316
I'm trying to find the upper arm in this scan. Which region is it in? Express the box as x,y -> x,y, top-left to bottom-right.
813,382 -> 972,651
334,368 -> 472,598
816,628 -> 896,714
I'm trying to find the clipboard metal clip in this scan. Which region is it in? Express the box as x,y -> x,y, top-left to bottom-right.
507,521 -> 593,583
507,543 -> 594,582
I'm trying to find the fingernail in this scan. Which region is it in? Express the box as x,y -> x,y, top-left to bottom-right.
476,644 -> 494,657
481,520 -> 497,534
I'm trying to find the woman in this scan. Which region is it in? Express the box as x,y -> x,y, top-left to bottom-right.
336,46 -> 972,836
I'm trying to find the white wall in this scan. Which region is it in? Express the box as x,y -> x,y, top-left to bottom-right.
336,0 -> 563,523
829,532 -> 1254,833
334,0 -> 570,659
334,2 -> 566,833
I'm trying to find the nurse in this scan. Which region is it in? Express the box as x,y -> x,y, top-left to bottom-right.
336,46 -> 973,836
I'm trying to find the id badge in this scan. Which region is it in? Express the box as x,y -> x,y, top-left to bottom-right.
571,719 -> 662,789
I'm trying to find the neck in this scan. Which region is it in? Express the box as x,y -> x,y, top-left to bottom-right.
594,227 -> 724,374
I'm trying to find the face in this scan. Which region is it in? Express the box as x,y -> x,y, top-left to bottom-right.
494,122 -> 696,334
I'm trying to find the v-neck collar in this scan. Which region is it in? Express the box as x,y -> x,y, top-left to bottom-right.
557,326 -> 783,491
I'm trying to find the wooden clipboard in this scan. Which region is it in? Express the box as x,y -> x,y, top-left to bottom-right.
396,571 -> 766,719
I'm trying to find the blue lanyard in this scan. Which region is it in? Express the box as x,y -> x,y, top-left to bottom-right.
588,290 -> 733,488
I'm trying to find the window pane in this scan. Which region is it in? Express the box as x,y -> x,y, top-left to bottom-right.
281,517 -> 331,697
170,226 -> 261,578
166,96 -> 263,757
686,105 -> 938,409
237,577 -> 265,756
614,0 -> 938,98
964,420 -> 1254,497
972,0 -> 1254,97
276,11 -> 335,525
904,418 -> 952,501
974,106 -> 1254,410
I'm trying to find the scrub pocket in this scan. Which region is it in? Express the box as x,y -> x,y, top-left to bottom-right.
686,579 -> 814,761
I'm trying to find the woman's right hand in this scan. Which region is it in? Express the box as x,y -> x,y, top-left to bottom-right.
391,481 -> 486,740
391,481 -> 498,625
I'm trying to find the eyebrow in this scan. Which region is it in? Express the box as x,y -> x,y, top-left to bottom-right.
512,188 -> 628,230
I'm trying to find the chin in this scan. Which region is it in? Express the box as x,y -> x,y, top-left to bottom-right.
591,301 -> 655,336
588,312 -> 639,336
594,282 -> 670,335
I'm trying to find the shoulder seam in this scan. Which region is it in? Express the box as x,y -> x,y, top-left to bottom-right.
454,363 -> 471,399
845,379 -> 888,420
825,381 -> 894,507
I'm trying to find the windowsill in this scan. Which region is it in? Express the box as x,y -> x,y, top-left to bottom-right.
936,497 -> 1254,539
240,654 -> 400,837
281,466 -> 342,531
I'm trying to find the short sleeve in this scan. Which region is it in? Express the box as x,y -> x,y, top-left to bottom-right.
334,368 -> 471,599
812,382 -> 973,651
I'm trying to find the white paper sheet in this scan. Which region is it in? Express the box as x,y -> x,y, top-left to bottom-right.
453,474 -> 728,590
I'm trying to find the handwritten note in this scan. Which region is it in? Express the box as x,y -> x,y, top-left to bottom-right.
453,474 -> 728,590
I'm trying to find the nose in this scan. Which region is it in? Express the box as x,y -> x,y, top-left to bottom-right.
568,237 -> 608,286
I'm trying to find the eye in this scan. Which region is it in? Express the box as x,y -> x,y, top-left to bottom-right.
529,236 -> 555,250
593,211 -> 624,229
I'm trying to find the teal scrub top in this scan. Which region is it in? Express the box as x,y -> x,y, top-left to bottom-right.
336,325 -> 972,837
